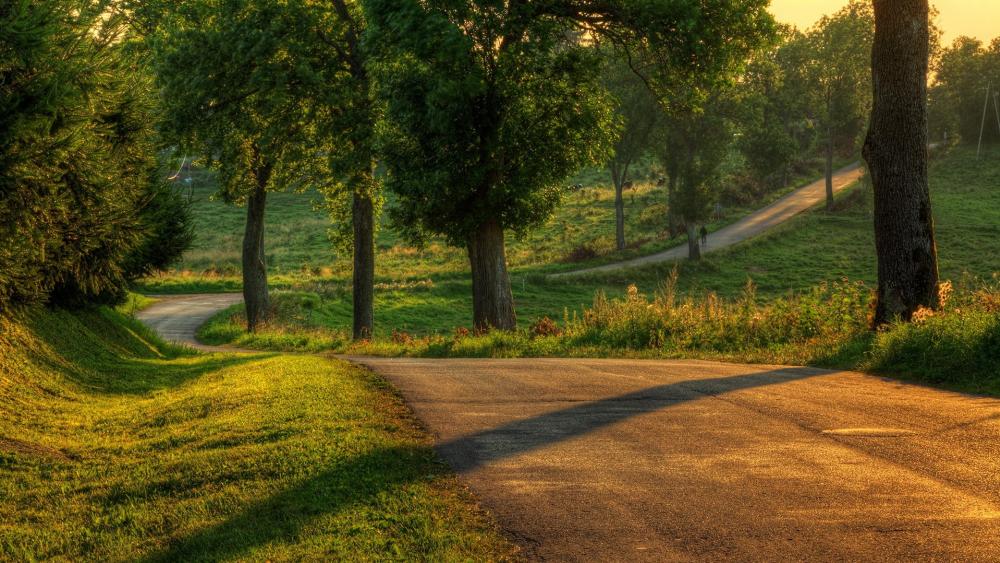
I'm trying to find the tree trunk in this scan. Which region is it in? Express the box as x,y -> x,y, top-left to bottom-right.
613,169 -> 626,252
242,178 -> 270,332
352,186 -> 375,340
863,0 -> 939,326
685,222 -> 701,261
825,125 -> 835,210
667,173 -> 682,238
467,218 -> 516,332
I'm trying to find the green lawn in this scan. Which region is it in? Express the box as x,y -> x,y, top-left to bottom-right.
0,308 -> 514,561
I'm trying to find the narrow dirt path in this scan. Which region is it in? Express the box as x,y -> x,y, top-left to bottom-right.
552,163 -> 865,278
136,293 -> 242,352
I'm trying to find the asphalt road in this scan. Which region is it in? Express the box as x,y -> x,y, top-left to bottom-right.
552,163 -> 865,278
350,357 -> 1000,562
136,293 -> 242,351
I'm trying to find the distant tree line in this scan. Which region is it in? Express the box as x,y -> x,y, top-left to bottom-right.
929,35 -> 1000,145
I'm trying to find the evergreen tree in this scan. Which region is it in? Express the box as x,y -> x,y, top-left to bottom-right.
0,0 -> 183,310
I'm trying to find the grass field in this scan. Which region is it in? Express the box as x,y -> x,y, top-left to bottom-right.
187,146 -> 1000,346
140,154 -> 837,290
0,307 -> 514,561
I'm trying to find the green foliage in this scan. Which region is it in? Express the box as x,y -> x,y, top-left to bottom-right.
800,0 -> 874,153
930,36 -> 1000,144
0,307 -> 514,560
0,0 -> 177,310
603,48 -> 659,188
657,100 -> 735,224
123,176 -> 196,281
738,27 -> 819,190
367,0 -> 616,246
152,0 -> 333,200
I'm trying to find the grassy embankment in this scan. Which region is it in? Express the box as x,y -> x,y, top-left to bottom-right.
190,148 -> 1000,395
0,307 -> 514,561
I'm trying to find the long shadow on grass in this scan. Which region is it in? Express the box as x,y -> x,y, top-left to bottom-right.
145,366 -> 823,560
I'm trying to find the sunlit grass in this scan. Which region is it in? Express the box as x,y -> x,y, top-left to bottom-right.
0,308 -> 514,561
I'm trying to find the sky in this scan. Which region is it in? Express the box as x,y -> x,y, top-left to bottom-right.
769,1 -> 1000,46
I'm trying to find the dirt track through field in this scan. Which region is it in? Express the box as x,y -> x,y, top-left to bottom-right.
136,293 -> 242,352
551,162 -> 865,278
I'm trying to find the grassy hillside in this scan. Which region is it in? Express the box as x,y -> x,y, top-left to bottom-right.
192,146 -> 1000,343
140,155 -> 833,293
0,308 -> 513,561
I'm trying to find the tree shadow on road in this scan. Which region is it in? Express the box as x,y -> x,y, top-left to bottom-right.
436,366 -> 828,471
144,366 -> 827,560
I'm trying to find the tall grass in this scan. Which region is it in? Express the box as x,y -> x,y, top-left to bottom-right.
564,270 -> 869,356
202,272 -> 1000,395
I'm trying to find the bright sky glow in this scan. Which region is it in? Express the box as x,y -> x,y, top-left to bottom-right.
769,1 -> 1000,46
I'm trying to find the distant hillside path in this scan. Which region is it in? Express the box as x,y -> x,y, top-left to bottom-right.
137,293 -> 242,352
551,162 -> 864,278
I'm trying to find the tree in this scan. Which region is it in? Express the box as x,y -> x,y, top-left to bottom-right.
603,51 -> 659,252
802,1 -> 874,211
657,101 -> 734,260
313,0 -> 382,340
862,0 -> 939,325
0,1 -> 179,310
739,28 -> 817,192
153,0 -> 332,331
368,0 -> 775,331
366,1 -> 615,331
930,36 -> 1000,145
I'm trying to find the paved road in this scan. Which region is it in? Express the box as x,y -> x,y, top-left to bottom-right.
350,357 -> 1000,562
552,163 -> 865,278
136,293 -> 242,351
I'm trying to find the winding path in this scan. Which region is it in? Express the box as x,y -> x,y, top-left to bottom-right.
136,293 -> 242,352
136,295 -> 1000,561
552,162 -> 865,278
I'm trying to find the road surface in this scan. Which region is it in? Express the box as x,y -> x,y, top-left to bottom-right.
552,163 -> 865,278
135,296 -> 1000,561
350,357 -> 1000,562
136,293 -> 242,352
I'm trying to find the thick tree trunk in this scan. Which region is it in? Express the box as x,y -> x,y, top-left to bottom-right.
352,187 -> 375,340
686,222 -> 701,261
667,173 -> 682,238
863,0 -> 939,326
825,126 -> 835,210
242,179 -> 270,332
467,219 -> 516,332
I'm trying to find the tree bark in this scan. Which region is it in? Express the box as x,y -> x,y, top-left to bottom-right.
686,222 -> 701,260
863,0 -> 939,326
667,173 -> 682,238
611,164 -> 626,251
352,186 -> 375,340
242,176 -> 270,332
467,218 -> 516,332
825,124 -> 835,210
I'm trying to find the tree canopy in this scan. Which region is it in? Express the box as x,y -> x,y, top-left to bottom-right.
367,0 -> 775,329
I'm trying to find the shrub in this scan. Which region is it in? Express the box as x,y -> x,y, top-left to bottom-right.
530,316 -> 562,338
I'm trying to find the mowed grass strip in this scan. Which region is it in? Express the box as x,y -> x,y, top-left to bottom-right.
0,308 -> 514,562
